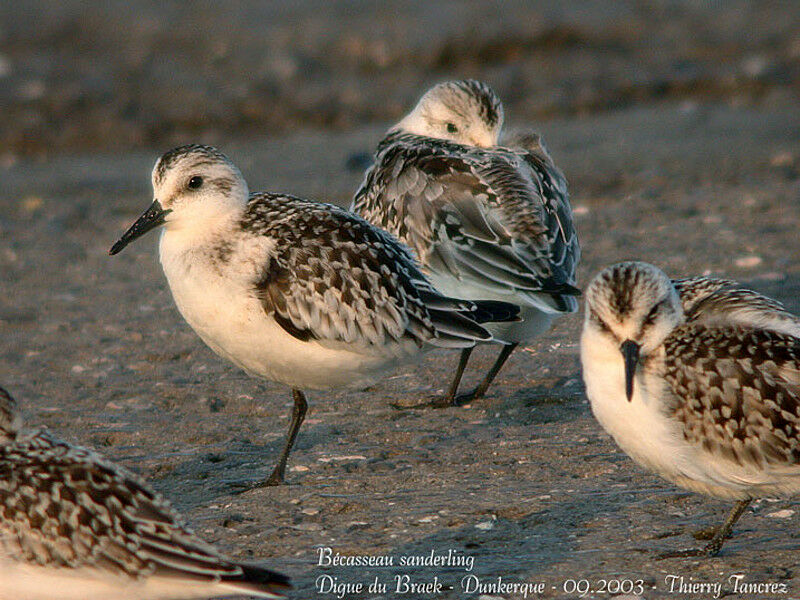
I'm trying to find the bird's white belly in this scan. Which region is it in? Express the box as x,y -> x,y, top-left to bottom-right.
161,259 -> 412,390
482,306 -> 556,343
0,562 -> 233,600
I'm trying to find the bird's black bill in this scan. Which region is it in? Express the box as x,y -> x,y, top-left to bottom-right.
561,283 -> 583,296
620,340 -> 640,402
109,200 -> 170,255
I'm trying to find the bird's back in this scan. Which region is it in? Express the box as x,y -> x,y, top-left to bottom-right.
352,132 -> 579,315
675,277 -> 800,337
0,430 -> 290,599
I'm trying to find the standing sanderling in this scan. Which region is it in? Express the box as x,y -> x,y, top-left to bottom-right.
109,144 -> 517,486
351,79 -> 580,405
0,386 -> 290,599
581,262 -> 800,555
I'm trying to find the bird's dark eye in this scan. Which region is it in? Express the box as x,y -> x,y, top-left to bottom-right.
643,300 -> 664,327
446,123 -> 458,134
188,176 -> 203,189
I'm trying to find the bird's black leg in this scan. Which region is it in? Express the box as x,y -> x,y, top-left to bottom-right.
262,389 -> 308,486
457,342 -> 518,403
658,499 -> 752,559
433,348 -> 473,407
704,499 -> 751,556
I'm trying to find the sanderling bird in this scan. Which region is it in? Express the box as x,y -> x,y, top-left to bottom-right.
581,261 -> 800,556
109,144 -> 517,486
351,79 -> 580,405
0,386 -> 290,600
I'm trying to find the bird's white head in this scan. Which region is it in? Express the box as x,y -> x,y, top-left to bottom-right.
110,145 -> 249,255
393,79 -> 504,148
0,386 -> 21,444
584,262 -> 683,401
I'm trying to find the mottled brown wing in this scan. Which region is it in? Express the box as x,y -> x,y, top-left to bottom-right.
0,433 -> 243,579
677,279 -> 800,337
662,323 -> 800,469
672,276 -> 737,313
245,193 -> 491,350
503,130 -> 579,289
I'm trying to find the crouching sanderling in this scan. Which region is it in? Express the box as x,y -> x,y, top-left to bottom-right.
581,261 -> 800,555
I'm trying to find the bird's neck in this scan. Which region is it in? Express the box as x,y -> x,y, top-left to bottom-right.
159,204 -> 243,263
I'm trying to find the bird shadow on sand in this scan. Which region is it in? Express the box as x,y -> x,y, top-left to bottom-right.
479,376 -> 587,427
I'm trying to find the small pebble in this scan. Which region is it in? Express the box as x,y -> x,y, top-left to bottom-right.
291,522 -> 322,532
417,516 -> 437,523
572,205 -> 590,216
771,151 -> 794,167
734,255 -> 762,268
20,196 -> 43,212
317,455 -> 367,462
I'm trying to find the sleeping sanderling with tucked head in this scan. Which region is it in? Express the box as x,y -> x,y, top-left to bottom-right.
352,79 -> 580,406
109,144 -> 517,486
392,79 -> 504,148
581,261 -> 800,556
0,386 -> 290,600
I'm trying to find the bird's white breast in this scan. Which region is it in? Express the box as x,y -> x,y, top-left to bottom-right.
158,230 -> 413,390
580,327 -> 702,486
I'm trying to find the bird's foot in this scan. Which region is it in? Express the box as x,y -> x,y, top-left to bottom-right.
454,387 -> 487,405
656,542 -> 723,559
226,473 -> 287,494
390,393 -> 470,410
261,473 -> 286,487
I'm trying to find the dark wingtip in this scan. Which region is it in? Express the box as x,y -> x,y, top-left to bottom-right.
224,563 -> 292,597
470,300 -> 521,324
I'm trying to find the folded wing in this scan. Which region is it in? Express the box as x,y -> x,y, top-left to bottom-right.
0,434 -> 290,598
662,323 -> 800,472
352,136 -> 580,314
247,194 -> 499,352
